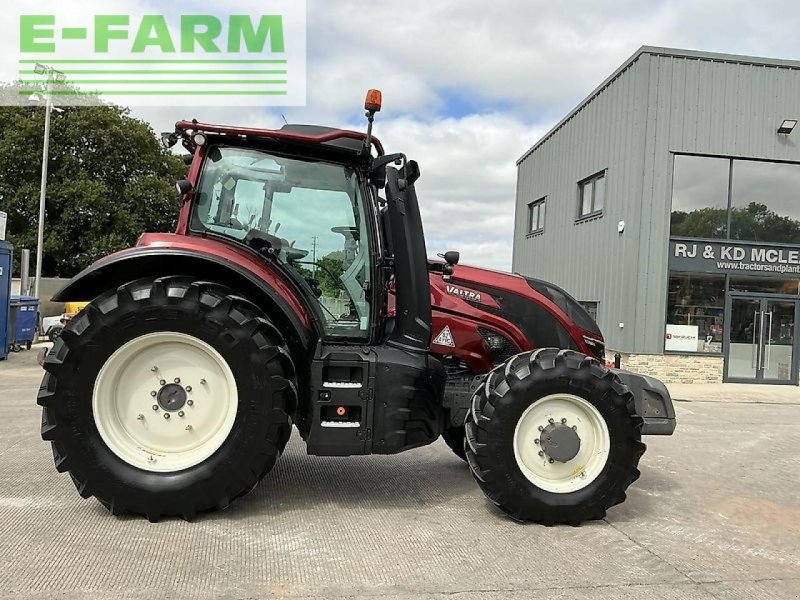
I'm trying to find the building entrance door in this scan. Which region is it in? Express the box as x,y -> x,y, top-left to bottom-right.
725,295 -> 798,384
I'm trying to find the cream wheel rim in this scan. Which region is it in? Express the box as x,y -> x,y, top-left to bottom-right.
92,332 -> 238,473
513,393 -> 610,493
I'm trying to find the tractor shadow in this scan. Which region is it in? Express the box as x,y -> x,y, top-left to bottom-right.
217,433 -> 478,520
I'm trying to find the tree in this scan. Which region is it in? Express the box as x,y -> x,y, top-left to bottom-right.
671,202 -> 800,243
316,250 -> 344,297
729,202 -> 800,244
0,86 -> 186,277
670,207 -> 727,239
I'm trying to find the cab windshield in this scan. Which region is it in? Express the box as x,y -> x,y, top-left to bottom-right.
192,146 -> 372,339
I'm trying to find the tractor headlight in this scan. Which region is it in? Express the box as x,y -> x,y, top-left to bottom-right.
478,327 -> 518,365
483,331 -> 506,350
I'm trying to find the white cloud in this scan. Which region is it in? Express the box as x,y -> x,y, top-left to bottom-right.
368,114 -> 544,270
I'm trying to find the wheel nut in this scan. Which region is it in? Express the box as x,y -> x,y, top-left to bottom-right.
174,377 -> 181,384
534,439 -> 540,445
163,413 -> 170,420
150,390 -> 157,397
548,418 -> 555,424
548,458 -> 555,464
178,411 -> 185,417
538,425 -> 544,432
187,400 -> 194,406
538,451 -> 544,457
572,425 -> 577,431
561,418 -> 567,424
159,379 -> 166,386
152,405 -> 159,411
185,386 -> 192,392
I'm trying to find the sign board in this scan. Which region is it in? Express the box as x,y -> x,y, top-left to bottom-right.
7,3 -> 307,107
665,324 -> 699,352
0,211 -> 6,240
669,239 -> 800,276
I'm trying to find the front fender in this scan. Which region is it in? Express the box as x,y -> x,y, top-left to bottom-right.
612,369 -> 677,436
54,244 -> 317,356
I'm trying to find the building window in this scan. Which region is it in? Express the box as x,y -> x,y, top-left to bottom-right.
579,301 -> 599,321
730,159 -> 800,244
670,154 -> 800,245
670,155 -> 729,239
578,171 -> 605,218
527,197 -> 546,233
665,273 -> 725,353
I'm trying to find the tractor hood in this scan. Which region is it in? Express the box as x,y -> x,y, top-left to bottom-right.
427,260 -> 606,360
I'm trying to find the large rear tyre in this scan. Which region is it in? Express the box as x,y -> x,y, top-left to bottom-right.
38,277 -> 298,521
465,348 -> 644,525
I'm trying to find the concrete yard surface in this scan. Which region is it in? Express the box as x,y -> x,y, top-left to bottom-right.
668,382 -> 800,405
1,347 -> 799,599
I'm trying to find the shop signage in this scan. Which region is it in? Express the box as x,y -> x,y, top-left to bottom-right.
665,324 -> 699,352
669,239 -> 800,276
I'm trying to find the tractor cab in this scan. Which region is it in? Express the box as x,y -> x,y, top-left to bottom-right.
190,141 -> 373,340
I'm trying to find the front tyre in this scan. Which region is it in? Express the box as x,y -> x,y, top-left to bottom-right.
38,277 -> 298,521
465,349 -> 644,525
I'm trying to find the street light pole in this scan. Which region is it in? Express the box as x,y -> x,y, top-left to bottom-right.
33,75 -> 53,300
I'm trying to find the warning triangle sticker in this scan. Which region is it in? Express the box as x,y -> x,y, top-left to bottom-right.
432,326 -> 455,347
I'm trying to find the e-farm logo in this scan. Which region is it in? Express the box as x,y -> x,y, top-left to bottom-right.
12,2 -> 306,107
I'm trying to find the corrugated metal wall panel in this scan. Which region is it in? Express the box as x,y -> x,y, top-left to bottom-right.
514,49 -> 800,354
512,57 -> 650,352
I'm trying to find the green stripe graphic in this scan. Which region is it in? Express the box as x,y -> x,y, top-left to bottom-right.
18,59 -> 287,64
17,90 -> 288,96
19,69 -> 286,75
19,80 -> 287,85
17,57 -> 292,98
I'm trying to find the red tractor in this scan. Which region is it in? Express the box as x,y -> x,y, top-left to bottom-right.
39,91 -> 675,524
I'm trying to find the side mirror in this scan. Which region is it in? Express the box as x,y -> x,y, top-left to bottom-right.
439,251 -> 460,278
443,251 -> 460,265
175,179 -> 193,196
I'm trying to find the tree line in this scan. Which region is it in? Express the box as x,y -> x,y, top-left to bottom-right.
0,85 -> 186,277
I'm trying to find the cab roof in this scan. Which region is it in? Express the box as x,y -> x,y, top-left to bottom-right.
175,121 -> 385,156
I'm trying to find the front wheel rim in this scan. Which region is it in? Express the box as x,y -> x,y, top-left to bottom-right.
93,332 -> 239,473
513,393 -> 610,493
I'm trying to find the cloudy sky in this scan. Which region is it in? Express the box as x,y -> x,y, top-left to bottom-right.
9,0 -> 800,270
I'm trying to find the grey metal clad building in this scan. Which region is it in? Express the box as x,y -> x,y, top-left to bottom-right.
512,46 -> 800,384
